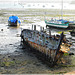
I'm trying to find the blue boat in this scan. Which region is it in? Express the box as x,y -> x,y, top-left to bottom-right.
58,19 -> 75,28
8,15 -> 21,26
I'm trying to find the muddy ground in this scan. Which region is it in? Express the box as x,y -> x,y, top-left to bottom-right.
0,48 -> 75,74
0,8 -> 75,74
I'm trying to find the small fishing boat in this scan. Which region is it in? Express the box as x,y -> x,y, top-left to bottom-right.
45,18 -> 75,28
45,19 -> 69,28
8,15 -> 21,26
21,25 -> 71,66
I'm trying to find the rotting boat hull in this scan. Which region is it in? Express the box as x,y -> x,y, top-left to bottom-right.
22,38 -> 63,66
21,29 -> 71,66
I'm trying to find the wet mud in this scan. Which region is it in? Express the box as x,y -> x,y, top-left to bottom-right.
0,9 -> 75,74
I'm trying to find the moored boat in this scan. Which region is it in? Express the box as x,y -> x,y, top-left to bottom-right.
44,0 -> 75,29
8,15 -> 21,26
45,19 -> 69,28
21,25 -> 71,66
58,19 -> 75,28
45,19 -> 75,28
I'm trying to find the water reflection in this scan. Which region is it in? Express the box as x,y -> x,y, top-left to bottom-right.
0,24 -> 21,54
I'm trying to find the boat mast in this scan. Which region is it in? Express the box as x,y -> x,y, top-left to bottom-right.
61,0 -> 63,19
44,12 -> 46,20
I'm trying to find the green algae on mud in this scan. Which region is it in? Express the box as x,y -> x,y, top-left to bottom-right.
23,20 -> 34,23
0,51 -> 75,74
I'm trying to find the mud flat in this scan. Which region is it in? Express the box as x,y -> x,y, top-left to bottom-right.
0,47 -> 75,74
0,8 -> 75,74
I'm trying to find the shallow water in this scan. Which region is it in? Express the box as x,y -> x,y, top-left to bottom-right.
0,23 -> 75,54
0,24 -> 21,54
0,9 -> 75,54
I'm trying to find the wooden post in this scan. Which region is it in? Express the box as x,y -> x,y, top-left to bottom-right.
21,28 -> 23,42
49,29 -> 51,36
32,25 -> 33,30
40,26 -> 42,31
34,25 -> 36,30
43,27 -> 44,31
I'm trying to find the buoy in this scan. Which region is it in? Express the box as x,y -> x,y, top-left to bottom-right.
1,29 -> 3,31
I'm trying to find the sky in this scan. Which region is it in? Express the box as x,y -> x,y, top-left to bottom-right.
0,0 -> 73,3
0,0 -> 75,9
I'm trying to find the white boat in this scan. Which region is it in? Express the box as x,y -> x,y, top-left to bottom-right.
45,19 -> 69,28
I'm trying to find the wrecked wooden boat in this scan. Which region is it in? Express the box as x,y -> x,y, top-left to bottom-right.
21,25 -> 71,66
